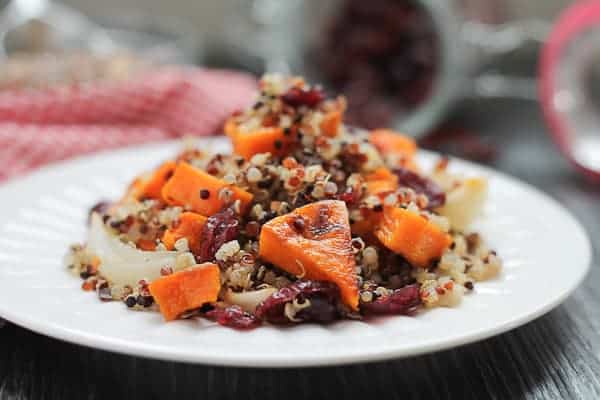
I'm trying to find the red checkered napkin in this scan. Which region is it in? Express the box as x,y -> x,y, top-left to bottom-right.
0,67 -> 257,181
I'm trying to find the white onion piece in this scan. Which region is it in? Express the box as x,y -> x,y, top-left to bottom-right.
224,288 -> 277,313
88,213 -> 186,286
436,177 -> 488,232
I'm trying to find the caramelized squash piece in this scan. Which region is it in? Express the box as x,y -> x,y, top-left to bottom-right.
349,168 -> 398,238
161,162 -> 253,216
149,263 -> 220,321
370,129 -> 416,157
138,161 -> 176,201
258,200 -> 359,310
136,239 -> 157,251
320,110 -> 343,137
366,167 -> 396,182
366,180 -> 398,196
369,129 -> 418,170
365,167 -> 398,196
375,207 -> 452,268
225,118 -> 295,160
161,212 -> 208,255
350,212 -> 381,241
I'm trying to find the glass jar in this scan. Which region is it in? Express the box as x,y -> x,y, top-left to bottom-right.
233,0 -> 550,136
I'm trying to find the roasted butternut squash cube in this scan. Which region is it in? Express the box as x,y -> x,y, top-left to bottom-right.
259,200 -> 359,310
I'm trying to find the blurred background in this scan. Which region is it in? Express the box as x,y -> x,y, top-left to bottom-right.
1,0 -> 599,180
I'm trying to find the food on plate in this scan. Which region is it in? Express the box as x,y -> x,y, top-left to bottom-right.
148,263 -> 221,321
65,74 -> 501,328
258,200 -> 359,310
374,206 -> 452,268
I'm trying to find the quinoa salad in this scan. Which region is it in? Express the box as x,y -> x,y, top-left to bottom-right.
65,75 -> 501,329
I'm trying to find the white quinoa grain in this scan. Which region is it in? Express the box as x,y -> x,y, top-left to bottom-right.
349,209 -> 363,222
277,202 -> 290,214
304,165 -> 323,182
362,246 -> 378,266
251,204 -> 267,220
232,199 -> 242,214
250,153 -> 269,166
311,184 -> 325,199
360,143 -> 384,171
364,195 -> 381,209
360,291 -> 373,303
223,173 -> 237,185
247,167 -> 263,183
420,277 -> 465,308
225,263 -> 254,290
218,187 -> 233,203
468,253 -> 501,281
155,242 -> 167,251
412,268 -> 437,283
346,173 -> 362,188
174,237 -> 189,252
384,193 -> 397,206
324,181 -> 338,196
406,202 -> 420,214
280,114 -> 292,128
175,252 -> 196,270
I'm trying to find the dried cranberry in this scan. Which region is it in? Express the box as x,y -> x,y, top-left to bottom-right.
244,221 -> 261,238
198,208 -> 240,262
393,167 -> 445,209
280,87 -> 325,108
136,295 -> 154,307
337,189 -> 360,205
296,296 -> 338,323
205,305 -> 261,330
361,284 -> 421,315
255,280 -> 341,324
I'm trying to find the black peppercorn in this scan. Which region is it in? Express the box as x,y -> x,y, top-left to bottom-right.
199,189 -> 211,199
137,295 -> 154,307
125,296 -> 137,308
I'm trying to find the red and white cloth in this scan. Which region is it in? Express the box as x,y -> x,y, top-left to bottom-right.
0,67 -> 257,181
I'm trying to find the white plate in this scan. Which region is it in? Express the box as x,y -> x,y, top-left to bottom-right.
0,139 -> 591,367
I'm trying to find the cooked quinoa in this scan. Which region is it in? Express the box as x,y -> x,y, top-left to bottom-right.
65,75 -> 501,329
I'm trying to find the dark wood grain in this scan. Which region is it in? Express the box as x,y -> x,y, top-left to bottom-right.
1,100 -> 599,400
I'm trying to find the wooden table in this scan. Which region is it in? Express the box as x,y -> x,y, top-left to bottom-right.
1,99 -> 598,399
